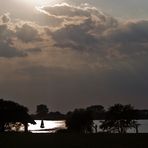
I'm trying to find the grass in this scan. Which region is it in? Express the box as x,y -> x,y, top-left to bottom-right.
0,133 -> 147,148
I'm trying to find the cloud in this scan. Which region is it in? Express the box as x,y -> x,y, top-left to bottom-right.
0,4 -> 148,70
26,48 -> 42,53
40,4 -> 118,54
50,21 -> 98,52
102,20 -> 148,58
1,3 -> 148,60
107,20 -> 148,43
0,24 -> 13,40
0,4 -> 147,72
0,19 -> 27,58
15,23 -> 42,43
42,3 -> 93,17
0,13 -> 10,23
0,41 -> 27,58
0,14 -> 46,58
1,3 -> 148,111
38,4 -> 148,60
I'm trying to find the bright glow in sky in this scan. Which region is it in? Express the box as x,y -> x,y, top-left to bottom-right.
19,0 -> 62,6
15,0 -> 46,6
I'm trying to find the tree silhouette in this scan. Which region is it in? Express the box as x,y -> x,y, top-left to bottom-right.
66,109 -> 94,133
100,104 -> 138,133
86,105 -> 105,119
0,99 -> 36,132
36,104 -> 49,119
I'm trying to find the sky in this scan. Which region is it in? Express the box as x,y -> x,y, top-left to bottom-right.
0,0 -> 148,113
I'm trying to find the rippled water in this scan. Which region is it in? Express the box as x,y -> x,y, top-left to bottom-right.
28,120 -> 148,133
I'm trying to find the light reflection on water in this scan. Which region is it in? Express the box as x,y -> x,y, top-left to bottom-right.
28,120 -> 148,133
28,120 -> 66,133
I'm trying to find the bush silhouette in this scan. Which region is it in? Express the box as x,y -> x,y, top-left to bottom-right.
66,109 -> 93,133
36,104 -> 49,119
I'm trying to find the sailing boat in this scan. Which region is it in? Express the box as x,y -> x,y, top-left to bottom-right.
40,120 -> 45,128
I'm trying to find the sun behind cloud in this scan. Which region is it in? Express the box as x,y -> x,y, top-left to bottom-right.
20,0 -> 45,6
19,0 -> 62,6
14,0 -> 45,7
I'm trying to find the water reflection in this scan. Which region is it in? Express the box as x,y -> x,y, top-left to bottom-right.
94,120 -> 148,133
28,120 -> 66,133
28,120 -> 148,133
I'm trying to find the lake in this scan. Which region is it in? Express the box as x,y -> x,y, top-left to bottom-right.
28,120 -> 148,133
28,120 -> 66,133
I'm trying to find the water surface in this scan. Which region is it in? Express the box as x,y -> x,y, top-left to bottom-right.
28,120 -> 148,133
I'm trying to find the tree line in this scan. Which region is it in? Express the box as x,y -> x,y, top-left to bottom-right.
63,104 -> 140,134
32,104 -> 148,120
32,103 -> 147,133
0,98 -> 148,133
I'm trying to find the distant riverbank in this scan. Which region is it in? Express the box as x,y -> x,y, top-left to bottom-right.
0,133 -> 148,148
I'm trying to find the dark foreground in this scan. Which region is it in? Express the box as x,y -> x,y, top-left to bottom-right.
0,133 -> 148,148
